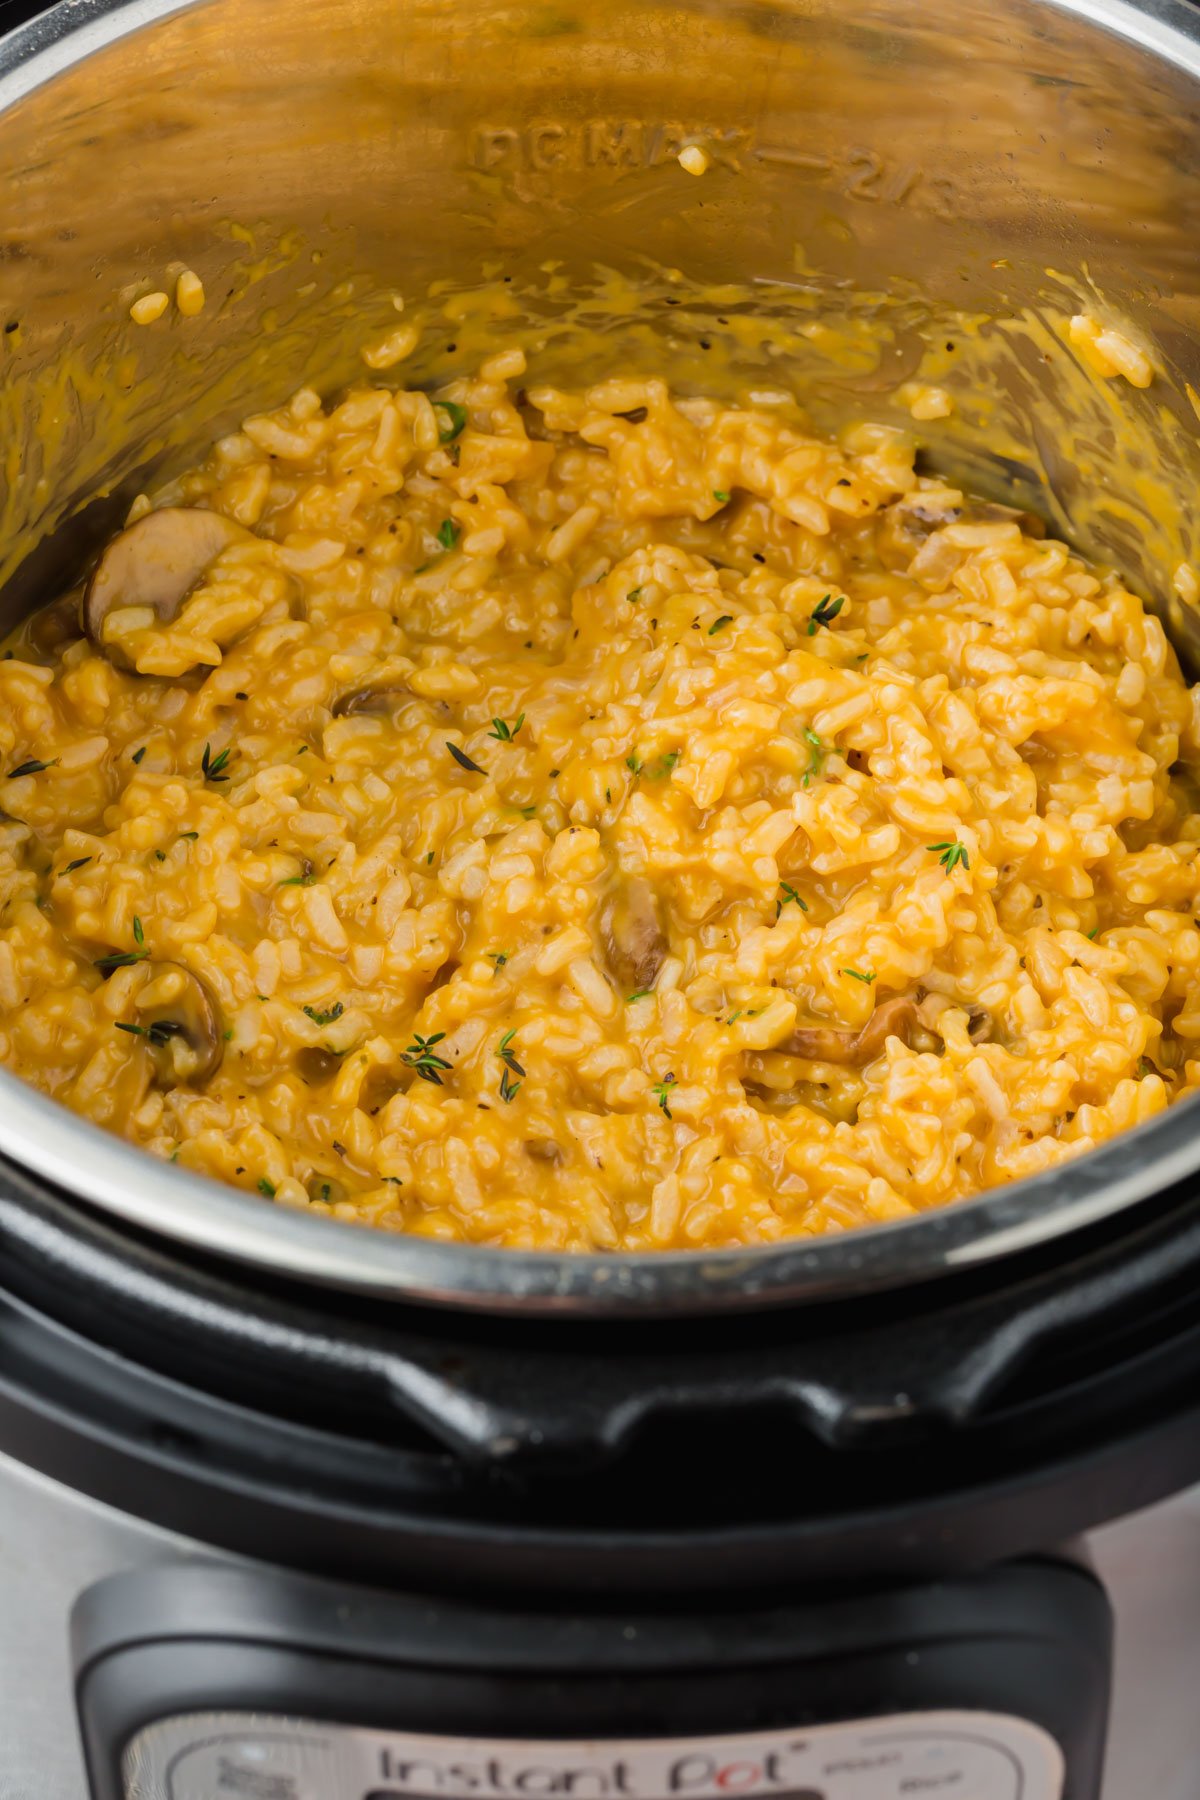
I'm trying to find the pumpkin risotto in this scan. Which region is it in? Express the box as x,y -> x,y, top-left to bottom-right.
1,346 -> 1198,1251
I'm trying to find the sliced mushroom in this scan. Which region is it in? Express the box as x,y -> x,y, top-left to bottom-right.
525,1137 -> 564,1164
966,1004 -> 994,1044
331,680 -> 414,718
779,995 -> 919,1067
601,877 -> 668,995
306,1173 -> 348,1204
27,591 -> 83,661
85,508 -> 248,669
295,1045 -> 344,1085
879,493 -> 1045,573
130,960 -> 224,1085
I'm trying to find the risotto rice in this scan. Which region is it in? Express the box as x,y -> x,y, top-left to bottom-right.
1,342 -> 1199,1250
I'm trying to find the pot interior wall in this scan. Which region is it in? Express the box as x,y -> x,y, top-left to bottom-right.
3,0 -> 1200,657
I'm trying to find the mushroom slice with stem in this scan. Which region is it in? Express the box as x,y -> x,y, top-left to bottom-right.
601,877 -> 668,995
123,960 -> 224,1085
779,995 -> 919,1067
85,508 -> 249,670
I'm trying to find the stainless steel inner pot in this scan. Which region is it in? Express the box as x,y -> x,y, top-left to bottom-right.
2,0 -> 1200,1313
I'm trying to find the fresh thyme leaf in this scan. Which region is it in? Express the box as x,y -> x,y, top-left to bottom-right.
257,1177 -> 277,1198
426,850 -> 435,865
63,857 -> 92,873
179,831 -> 199,842
1087,927 -> 1099,939
94,948 -> 149,975
154,850 -> 166,862
488,713 -> 525,741
434,400 -> 468,444
646,750 -> 680,780
614,405 -> 648,423
331,1140 -> 347,1156
132,916 -> 144,945
403,1030 -> 452,1085
652,1071 -> 677,1118
131,746 -> 147,764
802,726 -> 827,788
487,951 -> 509,969
712,489 -> 731,503
841,967 -> 876,984
436,517 -> 460,551
201,742 -> 232,782
8,758 -> 57,778
626,587 -> 643,603
626,988 -> 653,1003
303,1001 -> 344,1027
446,741 -> 485,774
776,881 -> 808,919
278,871 -> 317,887
626,753 -> 643,776
499,1064 -> 521,1103
495,1031 -> 525,1102
708,614 -> 733,635
928,840 -> 970,873
807,593 -> 845,634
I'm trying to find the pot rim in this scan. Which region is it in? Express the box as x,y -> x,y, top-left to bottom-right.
3,1059 -> 1199,1313
4,0 -> 1200,1314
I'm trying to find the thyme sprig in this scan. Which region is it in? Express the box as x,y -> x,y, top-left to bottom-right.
403,1031 -> 452,1085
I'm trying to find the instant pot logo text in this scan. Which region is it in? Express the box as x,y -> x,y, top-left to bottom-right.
371,1744 -> 812,1799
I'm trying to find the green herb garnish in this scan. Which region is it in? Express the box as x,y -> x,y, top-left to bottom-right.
436,518 -> 460,551
488,713 -> 525,741
303,1002 -> 344,1027
802,726 -> 826,788
928,840 -> 970,873
403,1030 -> 452,1085
131,746 -> 147,765
257,1177 -> 276,1198
8,758 -> 56,778
626,988 -> 653,1003
434,400 -> 468,444
279,870 -> 317,887
626,753 -> 643,776
94,948 -> 149,976
201,742 -> 231,782
712,489 -> 731,504
179,831 -> 199,842
646,750 -> 680,780
447,741 -> 485,774
488,951 -> 509,969
115,1019 -> 182,1046
626,587 -> 643,603
132,916 -> 144,945
808,594 -> 845,634
495,1027 -> 525,1104
63,857 -> 92,873
841,967 -> 876,984
709,614 -> 733,635
776,881 -> 808,919
652,1072 -> 676,1118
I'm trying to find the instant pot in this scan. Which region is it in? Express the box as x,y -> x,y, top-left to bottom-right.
2,0 -> 1200,1794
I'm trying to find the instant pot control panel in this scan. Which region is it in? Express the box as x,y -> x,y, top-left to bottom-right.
72,1558 -> 1109,1800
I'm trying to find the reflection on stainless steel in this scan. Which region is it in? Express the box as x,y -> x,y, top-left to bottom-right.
1,0 -> 1200,1310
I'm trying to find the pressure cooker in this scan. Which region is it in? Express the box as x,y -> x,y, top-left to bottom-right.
2,0 -> 1200,1794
